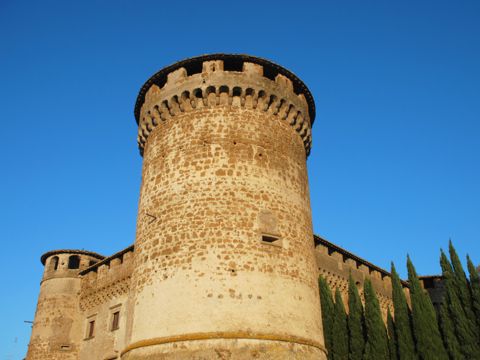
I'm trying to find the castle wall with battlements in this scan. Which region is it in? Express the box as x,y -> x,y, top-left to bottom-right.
27,237 -> 411,360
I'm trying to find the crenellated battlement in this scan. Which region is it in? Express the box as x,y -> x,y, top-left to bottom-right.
40,249 -> 104,282
135,54 -> 315,157
314,235 -> 410,319
79,246 -> 134,311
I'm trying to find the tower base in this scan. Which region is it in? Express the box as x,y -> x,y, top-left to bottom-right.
122,338 -> 327,360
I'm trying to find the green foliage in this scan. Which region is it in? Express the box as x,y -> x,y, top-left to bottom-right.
332,289 -> 349,360
347,275 -> 365,360
387,310 -> 398,360
438,301 -> 462,360
440,250 -> 480,359
319,276 -> 335,359
467,255 -> 480,327
390,263 -> 416,359
363,279 -> 389,360
407,256 -> 448,360
318,245 -> 480,360
448,242 -> 479,335
448,241 -> 474,313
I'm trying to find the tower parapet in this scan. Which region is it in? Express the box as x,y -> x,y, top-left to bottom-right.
135,54 -> 315,157
125,54 -> 326,359
26,250 -> 104,360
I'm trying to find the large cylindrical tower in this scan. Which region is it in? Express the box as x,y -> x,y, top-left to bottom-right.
26,250 -> 104,360
124,54 -> 326,359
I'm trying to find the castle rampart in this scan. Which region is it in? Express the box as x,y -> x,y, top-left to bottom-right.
26,236 -> 436,360
314,235 -> 409,319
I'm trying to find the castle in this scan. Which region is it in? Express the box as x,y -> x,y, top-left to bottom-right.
26,54 -> 443,360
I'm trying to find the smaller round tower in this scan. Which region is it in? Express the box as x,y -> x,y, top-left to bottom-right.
26,250 -> 104,360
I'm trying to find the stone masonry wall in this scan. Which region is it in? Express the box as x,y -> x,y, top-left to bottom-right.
314,237 -> 411,320
78,248 -> 134,360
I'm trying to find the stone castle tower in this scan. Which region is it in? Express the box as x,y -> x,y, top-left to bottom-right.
27,250 -> 104,359
124,54 -> 325,359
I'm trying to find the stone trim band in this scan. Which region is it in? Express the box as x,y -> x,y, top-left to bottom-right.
121,331 -> 327,356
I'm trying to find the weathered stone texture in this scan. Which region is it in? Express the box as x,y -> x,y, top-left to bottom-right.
26,252 -> 103,360
127,57 -> 325,359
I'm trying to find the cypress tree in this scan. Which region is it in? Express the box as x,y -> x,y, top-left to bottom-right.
319,276 -> 335,359
407,255 -> 447,360
448,241 -> 478,334
387,310 -> 398,360
467,255 -> 480,327
347,275 -> 365,360
332,289 -> 349,360
363,279 -> 389,360
438,301 -> 462,360
440,250 -> 480,359
390,263 -> 416,359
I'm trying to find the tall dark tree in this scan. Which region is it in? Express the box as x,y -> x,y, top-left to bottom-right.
438,301 -> 462,360
332,289 -> 349,360
347,275 -> 365,360
448,241 -> 478,333
407,256 -> 448,360
387,310 -> 398,360
319,276 -> 335,359
363,279 -> 389,360
467,255 -> 480,327
440,250 -> 480,359
390,263 -> 416,359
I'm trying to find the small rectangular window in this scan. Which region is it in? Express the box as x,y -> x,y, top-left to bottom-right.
260,234 -> 282,247
87,320 -> 95,338
111,311 -> 120,331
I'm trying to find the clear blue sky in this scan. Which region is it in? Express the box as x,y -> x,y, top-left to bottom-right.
1,0 -> 479,358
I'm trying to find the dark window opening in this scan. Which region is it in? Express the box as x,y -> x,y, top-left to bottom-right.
261,235 -> 282,247
68,255 -> 80,269
87,320 -> 95,338
88,260 -> 97,267
60,345 -> 71,351
51,256 -> 59,271
111,311 -> 120,331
